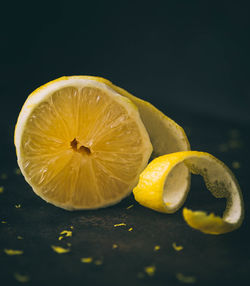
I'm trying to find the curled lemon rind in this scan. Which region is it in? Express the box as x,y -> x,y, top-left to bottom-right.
133,151 -> 244,234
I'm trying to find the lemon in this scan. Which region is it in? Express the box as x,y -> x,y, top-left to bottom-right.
133,151 -> 244,234
15,77 -> 152,210
80,76 -> 190,157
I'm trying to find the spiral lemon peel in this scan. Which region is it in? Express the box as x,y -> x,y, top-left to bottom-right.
133,151 -> 244,234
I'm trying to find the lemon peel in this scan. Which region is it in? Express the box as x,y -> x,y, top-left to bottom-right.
58,230 -> 72,240
133,151 -> 244,234
144,265 -> 156,276
14,273 -> 30,283
172,242 -> 183,251
4,249 -> 23,255
114,223 -> 126,227
51,245 -> 70,254
154,245 -> 160,251
176,273 -> 196,284
0,173 -> 7,179
126,204 -> 134,209
94,259 -> 103,265
81,257 -> 93,263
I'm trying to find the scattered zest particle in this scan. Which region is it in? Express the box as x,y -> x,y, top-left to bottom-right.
154,245 -> 160,251
176,273 -> 196,284
15,204 -> 21,208
0,186 -> 4,194
14,168 -> 21,175
126,204 -> 134,210
128,227 -> 133,232
14,273 -> 30,283
114,223 -> 126,227
51,245 -> 70,254
144,265 -> 156,277
172,242 -> 183,251
112,244 -> 118,249
81,257 -> 93,263
67,243 -> 72,247
17,236 -> 24,240
94,259 -> 103,266
58,230 -> 72,240
0,173 -> 7,180
70,226 -> 74,229
1,221 -> 7,224
4,249 -> 23,255
232,161 -> 241,169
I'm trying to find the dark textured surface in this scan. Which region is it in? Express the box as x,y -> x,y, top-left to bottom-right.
1,1 -> 250,285
0,109 -> 249,286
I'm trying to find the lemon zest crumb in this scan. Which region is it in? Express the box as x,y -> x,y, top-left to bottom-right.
70,226 -> 74,229
144,265 -> 156,276
154,245 -> 160,251
0,186 -> 4,194
128,227 -> 133,231
14,168 -> 21,175
126,205 -> 134,209
58,230 -> 72,240
51,245 -> 70,254
112,244 -> 118,249
81,257 -> 93,263
114,223 -> 126,227
0,173 -> 7,180
15,204 -> 21,208
94,259 -> 103,265
232,161 -> 241,169
17,236 -> 24,240
4,249 -> 23,255
14,273 -> 30,283
1,221 -> 7,224
172,242 -> 183,251
176,273 -> 196,283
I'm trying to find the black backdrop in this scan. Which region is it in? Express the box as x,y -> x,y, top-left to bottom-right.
0,1 -> 250,286
1,1 -> 250,124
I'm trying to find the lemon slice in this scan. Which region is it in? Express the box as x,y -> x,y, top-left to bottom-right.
15,77 -> 152,210
133,151 -> 244,234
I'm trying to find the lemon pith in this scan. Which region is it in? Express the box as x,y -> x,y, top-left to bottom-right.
133,151 -> 244,234
15,78 -> 152,210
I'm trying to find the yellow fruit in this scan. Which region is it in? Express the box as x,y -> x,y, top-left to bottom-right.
133,151 -> 244,234
15,77 -> 152,210
80,76 -> 190,157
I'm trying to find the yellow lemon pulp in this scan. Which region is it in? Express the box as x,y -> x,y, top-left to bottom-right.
15,78 -> 152,210
133,151 -> 244,234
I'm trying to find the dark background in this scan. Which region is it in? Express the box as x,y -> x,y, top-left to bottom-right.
0,1 -> 250,286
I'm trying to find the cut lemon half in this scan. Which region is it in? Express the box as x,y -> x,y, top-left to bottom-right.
14,77 -> 152,210
133,151 -> 244,234
83,76 -> 191,157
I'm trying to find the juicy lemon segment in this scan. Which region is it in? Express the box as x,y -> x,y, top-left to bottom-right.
15,78 -> 152,210
44,76 -> 190,157
133,151 -> 244,234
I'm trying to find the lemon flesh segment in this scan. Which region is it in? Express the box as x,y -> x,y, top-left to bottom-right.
15,79 -> 152,210
47,76 -> 191,157
133,151 -> 244,234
